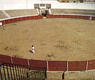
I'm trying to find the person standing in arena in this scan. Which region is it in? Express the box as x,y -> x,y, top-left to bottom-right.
31,45 -> 35,53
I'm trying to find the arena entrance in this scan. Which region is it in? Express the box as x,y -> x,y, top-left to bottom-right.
34,4 -> 51,17
41,9 -> 49,17
62,72 -> 65,80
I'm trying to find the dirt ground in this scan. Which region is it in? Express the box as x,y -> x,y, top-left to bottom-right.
0,18 -> 95,61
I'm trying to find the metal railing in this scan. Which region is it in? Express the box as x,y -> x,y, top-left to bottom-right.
0,63 -> 46,80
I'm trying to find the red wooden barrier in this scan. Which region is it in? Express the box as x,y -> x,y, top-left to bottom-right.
4,20 -> 8,24
48,61 -> 67,71
29,59 -> 47,70
68,61 -> 87,71
12,57 -> 28,65
46,14 -> 90,20
0,54 -> 95,71
0,15 -> 43,25
12,57 -> 28,68
92,16 -> 95,20
0,54 -> 11,64
88,60 -> 95,70
0,21 -> 3,25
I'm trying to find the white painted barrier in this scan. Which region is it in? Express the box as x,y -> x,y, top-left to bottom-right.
0,22 -> 2,26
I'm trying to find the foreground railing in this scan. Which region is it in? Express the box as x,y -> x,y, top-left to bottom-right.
0,63 -> 46,80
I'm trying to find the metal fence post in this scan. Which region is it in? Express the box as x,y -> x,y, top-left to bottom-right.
0,64 -> 3,80
3,64 -> 7,80
6,64 -> 10,80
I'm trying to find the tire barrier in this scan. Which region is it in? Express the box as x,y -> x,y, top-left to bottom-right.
0,54 -> 95,71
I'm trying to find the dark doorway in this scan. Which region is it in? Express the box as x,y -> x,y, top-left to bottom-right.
80,0 -> 83,3
42,10 -> 49,17
62,73 -> 64,80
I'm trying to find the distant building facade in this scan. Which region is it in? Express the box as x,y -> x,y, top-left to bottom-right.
58,0 -> 95,3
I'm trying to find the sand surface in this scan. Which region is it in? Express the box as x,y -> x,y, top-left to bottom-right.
0,18 -> 95,61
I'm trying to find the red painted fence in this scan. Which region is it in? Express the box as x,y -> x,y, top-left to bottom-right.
88,60 -> 95,70
92,16 -> 95,20
0,54 -> 95,71
0,15 -> 43,25
0,54 -> 11,64
0,14 -> 94,26
29,59 -> 47,70
46,14 -> 94,20
12,57 -> 28,68
48,61 -> 67,71
68,61 -> 87,71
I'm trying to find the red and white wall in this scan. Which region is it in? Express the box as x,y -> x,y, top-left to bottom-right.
0,54 -> 95,71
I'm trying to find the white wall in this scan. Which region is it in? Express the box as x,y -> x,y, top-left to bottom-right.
0,0 -> 27,10
51,2 -> 95,9
0,0 -> 95,10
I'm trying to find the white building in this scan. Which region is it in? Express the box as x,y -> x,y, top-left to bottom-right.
0,0 -> 95,10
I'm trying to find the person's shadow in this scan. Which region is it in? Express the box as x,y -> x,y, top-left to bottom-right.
29,50 -> 33,53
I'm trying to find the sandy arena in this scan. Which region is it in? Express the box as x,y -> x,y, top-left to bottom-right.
0,18 -> 95,61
